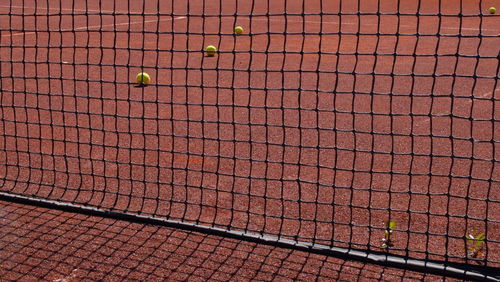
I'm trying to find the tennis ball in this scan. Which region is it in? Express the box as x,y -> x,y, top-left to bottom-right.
234,26 -> 244,35
489,7 -> 496,14
136,72 -> 151,85
205,45 -> 217,57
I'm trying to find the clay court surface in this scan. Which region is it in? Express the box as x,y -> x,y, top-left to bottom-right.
1,200 -> 463,281
0,0 -> 499,278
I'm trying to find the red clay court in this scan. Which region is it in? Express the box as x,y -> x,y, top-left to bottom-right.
0,0 -> 499,280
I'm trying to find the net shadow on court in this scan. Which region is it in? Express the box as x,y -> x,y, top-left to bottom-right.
0,200 -> 454,281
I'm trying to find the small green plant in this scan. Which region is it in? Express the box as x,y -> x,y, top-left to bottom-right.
465,227 -> 486,260
381,220 -> 396,249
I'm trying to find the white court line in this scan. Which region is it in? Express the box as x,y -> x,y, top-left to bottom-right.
412,87 -> 498,129
1,16 -> 186,38
458,87 -> 500,102
246,17 -> 497,32
1,5 -> 118,14
2,5 -> 496,32
470,87 -> 499,99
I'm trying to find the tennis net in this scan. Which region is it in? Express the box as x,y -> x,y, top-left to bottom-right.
0,0 -> 498,276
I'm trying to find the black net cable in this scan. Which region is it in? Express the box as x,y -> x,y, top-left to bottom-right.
0,0 -> 498,279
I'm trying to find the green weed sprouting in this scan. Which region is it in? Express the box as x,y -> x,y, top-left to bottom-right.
466,227 -> 486,260
381,220 -> 396,249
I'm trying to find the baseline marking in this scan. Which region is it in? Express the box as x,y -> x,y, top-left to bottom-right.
1,16 -> 186,38
2,5 -> 496,32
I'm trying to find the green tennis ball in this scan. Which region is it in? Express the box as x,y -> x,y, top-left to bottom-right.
205,45 -> 217,57
489,7 -> 496,14
136,72 -> 151,85
234,26 -> 244,35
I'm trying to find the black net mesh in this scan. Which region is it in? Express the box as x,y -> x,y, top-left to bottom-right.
0,0 -> 498,268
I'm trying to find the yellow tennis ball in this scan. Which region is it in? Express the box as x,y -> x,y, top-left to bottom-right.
489,7 -> 496,14
234,26 -> 244,35
205,45 -> 217,57
136,72 -> 151,85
